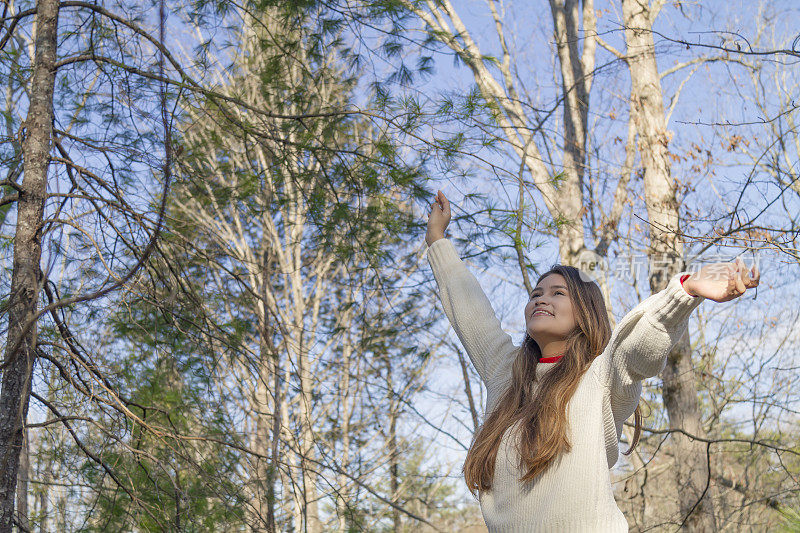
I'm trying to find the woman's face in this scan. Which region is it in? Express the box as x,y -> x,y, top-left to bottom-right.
525,273 -> 577,346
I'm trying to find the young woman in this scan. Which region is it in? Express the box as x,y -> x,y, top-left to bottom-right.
424,190 -> 759,532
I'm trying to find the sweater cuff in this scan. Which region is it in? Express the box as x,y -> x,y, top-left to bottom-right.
647,272 -> 705,329
425,238 -> 460,269
679,274 -> 698,297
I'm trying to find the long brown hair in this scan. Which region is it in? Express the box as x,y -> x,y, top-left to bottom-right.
463,265 -> 642,495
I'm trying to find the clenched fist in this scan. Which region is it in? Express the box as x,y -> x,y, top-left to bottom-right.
425,190 -> 451,246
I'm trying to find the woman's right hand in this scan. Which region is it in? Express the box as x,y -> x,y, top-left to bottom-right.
425,190 -> 451,246
681,256 -> 759,302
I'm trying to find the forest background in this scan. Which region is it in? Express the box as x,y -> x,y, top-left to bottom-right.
0,0 -> 799,531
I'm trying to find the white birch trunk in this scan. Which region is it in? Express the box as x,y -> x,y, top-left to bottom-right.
621,1 -> 718,529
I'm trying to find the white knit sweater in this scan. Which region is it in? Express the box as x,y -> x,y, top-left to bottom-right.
426,238 -> 705,532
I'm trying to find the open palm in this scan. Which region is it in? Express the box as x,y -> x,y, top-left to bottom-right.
684,257 -> 760,303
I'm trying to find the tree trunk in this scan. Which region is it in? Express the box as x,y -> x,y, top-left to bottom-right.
297,338 -> 321,533
387,356 -> 400,533
247,251 -> 281,533
549,0 -> 595,254
621,0 -> 717,529
249,356 -> 272,533
0,0 -> 59,530
15,430 -> 29,532
37,447 -> 48,533
335,340 -> 354,533
37,483 -> 47,533
265,353 -> 281,533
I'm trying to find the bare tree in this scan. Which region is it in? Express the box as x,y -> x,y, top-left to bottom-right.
0,1 -> 59,530
618,0 -> 718,528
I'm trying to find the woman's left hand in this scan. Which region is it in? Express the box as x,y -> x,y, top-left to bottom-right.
682,257 -> 760,302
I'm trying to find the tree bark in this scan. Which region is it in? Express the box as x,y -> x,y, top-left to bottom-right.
387,356 -> 400,533
549,0 -> 594,225
265,351 -> 282,533
15,430 -> 29,532
37,431 -> 49,533
335,339 -> 354,533
249,351 -> 272,533
0,0 -> 59,530
621,0 -> 717,529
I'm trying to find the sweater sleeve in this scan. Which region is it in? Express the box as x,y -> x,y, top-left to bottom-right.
594,272 -> 705,447
426,238 -> 518,385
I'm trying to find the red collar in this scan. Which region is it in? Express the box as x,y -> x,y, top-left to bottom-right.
539,354 -> 564,363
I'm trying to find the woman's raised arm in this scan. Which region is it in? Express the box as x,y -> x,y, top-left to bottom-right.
425,191 -> 518,385
594,258 -> 760,443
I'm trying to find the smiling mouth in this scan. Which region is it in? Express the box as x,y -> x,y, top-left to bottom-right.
532,311 -> 554,318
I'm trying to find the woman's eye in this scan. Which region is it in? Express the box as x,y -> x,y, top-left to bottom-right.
530,291 -> 565,298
